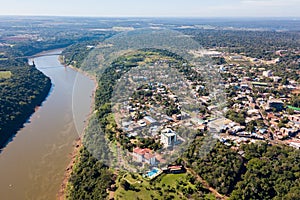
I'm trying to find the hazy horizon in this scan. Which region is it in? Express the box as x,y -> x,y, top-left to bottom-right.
0,0 -> 299,18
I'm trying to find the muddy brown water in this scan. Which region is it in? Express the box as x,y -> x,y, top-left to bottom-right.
0,50 -> 95,200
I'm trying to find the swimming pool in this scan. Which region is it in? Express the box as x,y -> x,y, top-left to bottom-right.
147,168 -> 158,177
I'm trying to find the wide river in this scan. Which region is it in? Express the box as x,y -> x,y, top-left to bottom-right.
0,50 -> 95,199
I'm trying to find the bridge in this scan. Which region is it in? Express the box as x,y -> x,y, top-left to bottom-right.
15,52 -> 62,59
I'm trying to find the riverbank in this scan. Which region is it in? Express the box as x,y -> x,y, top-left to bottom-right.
0,49 -> 96,199
0,60 -> 52,150
57,56 -> 98,200
57,138 -> 81,200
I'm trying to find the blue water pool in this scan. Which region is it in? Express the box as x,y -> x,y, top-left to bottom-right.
147,168 -> 158,177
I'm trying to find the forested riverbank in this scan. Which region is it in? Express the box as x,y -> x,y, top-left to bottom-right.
0,60 -> 51,149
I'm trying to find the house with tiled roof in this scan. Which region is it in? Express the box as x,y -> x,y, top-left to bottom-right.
132,147 -> 156,165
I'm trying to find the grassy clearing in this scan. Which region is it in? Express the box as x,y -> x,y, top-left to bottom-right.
0,71 -> 12,79
114,172 -> 212,200
159,173 -> 186,186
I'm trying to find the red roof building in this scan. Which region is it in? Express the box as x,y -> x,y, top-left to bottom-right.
132,147 -> 156,165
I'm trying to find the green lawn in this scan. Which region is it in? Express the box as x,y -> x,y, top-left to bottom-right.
159,173 -> 186,186
114,172 -> 211,200
0,71 -> 12,79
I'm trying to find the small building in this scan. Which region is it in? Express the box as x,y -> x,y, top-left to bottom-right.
230,55 -> 243,60
271,76 -> 282,82
168,94 -> 178,102
263,70 -> 272,77
191,117 -> 205,126
240,83 -> 249,90
172,114 -> 182,121
280,128 -> 299,137
289,142 -> 300,149
150,126 -> 159,136
160,128 -> 177,148
143,116 -> 159,126
247,109 -> 260,116
122,121 -> 133,128
166,165 -> 185,174
230,126 -> 245,134
137,119 -> 147,127
132,147 -> 156,165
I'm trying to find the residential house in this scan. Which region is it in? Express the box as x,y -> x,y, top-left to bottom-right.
132,147 -> 156,165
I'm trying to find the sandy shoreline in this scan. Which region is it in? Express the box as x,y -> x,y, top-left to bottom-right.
56,57 -> 98,200
57,138 -> 82,200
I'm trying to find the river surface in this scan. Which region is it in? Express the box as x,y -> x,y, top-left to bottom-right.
0,50 -> 95,200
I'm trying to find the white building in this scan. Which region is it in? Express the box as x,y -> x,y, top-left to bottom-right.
161,128 -> 177,148
263,70 -> 272,77
132,147 -> 156,165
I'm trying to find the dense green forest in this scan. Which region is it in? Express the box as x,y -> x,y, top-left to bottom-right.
230,143 -> 300,200
66,148 -> 114,200
181,29 -> 300,60
185,138 -> 300,199
185,139 -> 244,195
60,33 -> 115,68
61,41 -> 100,68
0,60 -> 51,148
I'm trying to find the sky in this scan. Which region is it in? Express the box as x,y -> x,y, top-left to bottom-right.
0,0 -> 299,18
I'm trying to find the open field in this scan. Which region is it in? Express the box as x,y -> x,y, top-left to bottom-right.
0,71 -> 12,79
114,172 -> 213,200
